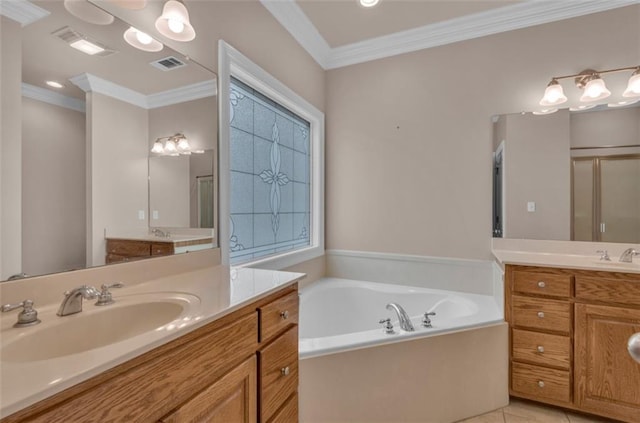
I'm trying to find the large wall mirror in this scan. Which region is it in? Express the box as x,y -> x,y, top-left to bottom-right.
492,104 -> 639,244
0,0 -> 218,281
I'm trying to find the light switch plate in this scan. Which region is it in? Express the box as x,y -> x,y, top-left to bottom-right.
527,202 -> 536,212
138,210 -> 145,220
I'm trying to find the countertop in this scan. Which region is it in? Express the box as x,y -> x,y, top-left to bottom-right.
0,265 -> 304,418
492,238 -> 640,274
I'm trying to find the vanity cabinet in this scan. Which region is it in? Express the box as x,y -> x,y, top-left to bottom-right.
1,284 -> 299,423
106,239 -> 174,263
506,266 -> 640,422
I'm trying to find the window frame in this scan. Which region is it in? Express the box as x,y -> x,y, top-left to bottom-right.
218,41 -> 324,269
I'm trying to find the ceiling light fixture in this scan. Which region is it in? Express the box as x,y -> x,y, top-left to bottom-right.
124,27 -> 163,52
155,0 -> 196,42
46,81 -> 64,89
539,65 -> 639,107
105,0 -> 148,10
70,39 -> 105,55
359,0 -> 380,7
63,0 -> 115,25
532,108 -> 558,115
151,133 -> 202,155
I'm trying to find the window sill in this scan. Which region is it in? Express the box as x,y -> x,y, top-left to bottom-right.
235,245 -> 324,271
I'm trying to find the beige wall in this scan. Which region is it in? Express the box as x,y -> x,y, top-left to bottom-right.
571,106 -> 640,149
22,98 -> 86,276
1,17 -> 23,280
502,111 -> 571,240
325,6 -> 639,260
148,155 -> 190,227
88,93 -> 149,266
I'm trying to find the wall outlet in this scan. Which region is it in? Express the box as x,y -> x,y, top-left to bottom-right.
527,202 -> 536,212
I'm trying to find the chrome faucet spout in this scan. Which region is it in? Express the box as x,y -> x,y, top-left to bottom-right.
57,285 -> 100,316
619,248 -> 639,263
386,302 -> 415,332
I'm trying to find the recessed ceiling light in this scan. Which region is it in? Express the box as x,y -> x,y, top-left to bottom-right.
70,39 -> 105,55
360,0 -> 380,7
532,108 -> 558,115
46,81 -> 64,89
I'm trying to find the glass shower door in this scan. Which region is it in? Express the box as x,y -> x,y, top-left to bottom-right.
572,159 -> 594,241
600,157 -> 640,243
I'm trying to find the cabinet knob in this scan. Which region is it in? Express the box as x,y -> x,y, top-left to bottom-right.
281,366 -> 290,376
628,333 -> 640,364
537,311 -> 545,318
280,310 -> 289,320
537,281 -> 546,288
537,381 -> 545,388
537,345 -> 545,353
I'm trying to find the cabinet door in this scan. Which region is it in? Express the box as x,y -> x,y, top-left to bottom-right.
160,355 -> 257,423
575,303 -> 640,422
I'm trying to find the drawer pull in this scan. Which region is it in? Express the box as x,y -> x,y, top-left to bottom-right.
537,311 -> 545,318
537,281 -> 546,288
281,366 -> 290,376
280,310 -> 289,320
537,380 -> 545,388
537,345 -> 545,353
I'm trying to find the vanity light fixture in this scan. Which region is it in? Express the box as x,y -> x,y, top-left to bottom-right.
155,0 -> 196,42
360,0 -> 380,7
46,81 -> 64,89
124,27 -> 163,52
532,108 -> 558,115
569,104 -> 596,111
539,65 -> 640,107
151,133 -> 200,155
63,0 -> 115,25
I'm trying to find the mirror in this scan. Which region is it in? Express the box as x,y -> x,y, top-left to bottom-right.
0,0 -> 218,281
492,104 -> 640,243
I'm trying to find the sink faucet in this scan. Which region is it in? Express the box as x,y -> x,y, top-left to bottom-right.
386,303 -> 415,332
619,248 -> 639,263
151,228 -> 170,238
57,285 -> 100,316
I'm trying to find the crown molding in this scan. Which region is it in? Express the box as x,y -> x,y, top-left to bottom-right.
22,83 -> 86,113
0,0 -> 49,26
263,0 -> 640,70
69,73 -> 217,110
259,0 -> 331,68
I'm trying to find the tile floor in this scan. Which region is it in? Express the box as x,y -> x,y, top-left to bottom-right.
458,399 -> 618,423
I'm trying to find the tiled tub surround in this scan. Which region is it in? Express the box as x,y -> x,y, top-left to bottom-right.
300,251 -> 509,423
0,248 -> 304,419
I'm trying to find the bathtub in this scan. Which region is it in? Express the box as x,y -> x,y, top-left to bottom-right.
299,277 -> 503,359
299,277 -> 509,423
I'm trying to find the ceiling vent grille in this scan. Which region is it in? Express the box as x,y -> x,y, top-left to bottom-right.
51,26 -> 116,57
150,56 -> 187,71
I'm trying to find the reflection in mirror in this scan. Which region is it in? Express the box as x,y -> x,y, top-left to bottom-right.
492,104 -> 640,243
0,0 -> 217,281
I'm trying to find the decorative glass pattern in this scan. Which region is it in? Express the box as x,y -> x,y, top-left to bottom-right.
229,77 -> 311,264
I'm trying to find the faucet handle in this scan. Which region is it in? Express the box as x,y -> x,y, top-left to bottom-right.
1,299 -> 41,327
422,312 -> 436,328
596,250 -> 611,261
95,283 -> 124,306
379,318 -> 395,334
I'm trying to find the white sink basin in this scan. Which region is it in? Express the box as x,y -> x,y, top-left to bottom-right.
1,293 -> 199,363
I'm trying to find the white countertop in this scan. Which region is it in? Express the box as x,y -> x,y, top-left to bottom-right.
0,265 -> 304,418
492,238 -> 640,274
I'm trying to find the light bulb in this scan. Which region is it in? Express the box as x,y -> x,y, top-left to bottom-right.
539,79 -> 567,107
168,18 -> 184,34
580,76 -> 611,102
136,30 -> 153,45
623,70 -> 640,97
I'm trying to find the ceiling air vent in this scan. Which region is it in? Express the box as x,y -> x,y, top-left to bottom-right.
150,56 -> 187,72
51,26 -> 116,57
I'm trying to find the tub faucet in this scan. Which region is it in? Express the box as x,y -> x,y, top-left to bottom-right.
57,285 -> 100,316
619,248 -> 639,263
386,303 -> 415,332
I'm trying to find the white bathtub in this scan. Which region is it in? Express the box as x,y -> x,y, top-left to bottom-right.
300,277 -> 503,359
299,276 -> 509,423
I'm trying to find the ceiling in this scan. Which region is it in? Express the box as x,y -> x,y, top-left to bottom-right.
262,0 -> 640,69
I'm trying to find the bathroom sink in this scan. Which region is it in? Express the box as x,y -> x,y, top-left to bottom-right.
1,295 -> 198,363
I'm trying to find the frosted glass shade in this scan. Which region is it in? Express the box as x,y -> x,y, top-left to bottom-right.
580,77 -> 611,102
64,0 -> 114,25
164,139 -> 177,153
151,140 -> 164,153
155,1 -> 196,42
539,80 -> 567,106
622,71 -> 640,97
124,27 -> 163,52
177,136 -> 190,151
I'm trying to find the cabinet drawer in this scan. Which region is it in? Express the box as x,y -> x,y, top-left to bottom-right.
575,276 -> 640,306
512,362 -> 571,403
268,393 -> 298,423
106,240 -> 150,256
259,290 -> 298,343
151,242 -> 174,256
513,271 -> 572,298
512,329 -> 570,369
260,327 -> 298,423
512,296 -> 571,334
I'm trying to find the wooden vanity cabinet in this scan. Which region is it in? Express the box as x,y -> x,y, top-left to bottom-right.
1,284 -> 299,423
506,266 -> 640,422
106,239 -> 174,263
